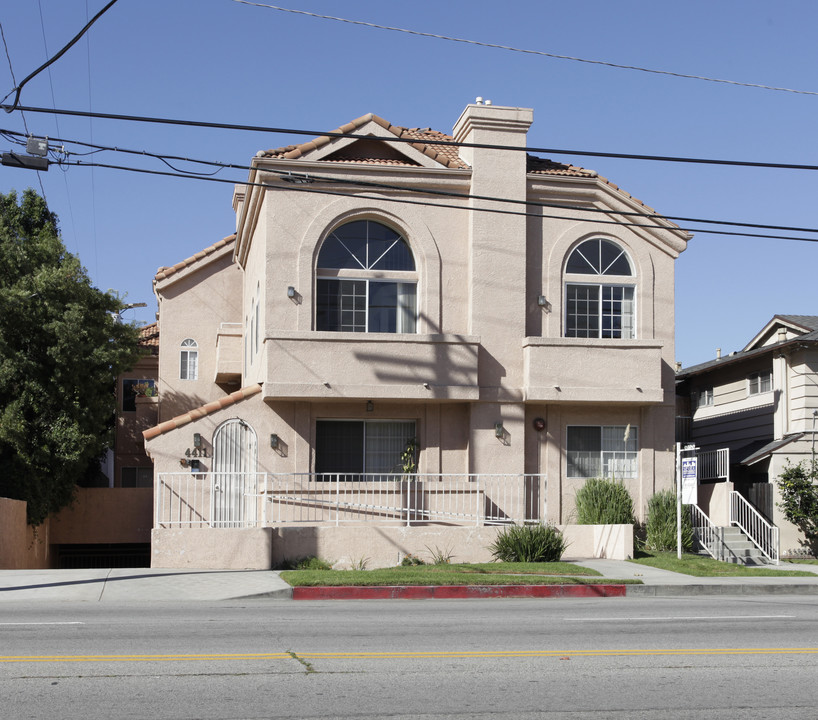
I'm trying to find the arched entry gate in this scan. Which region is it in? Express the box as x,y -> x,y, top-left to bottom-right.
211,419 -> 258,527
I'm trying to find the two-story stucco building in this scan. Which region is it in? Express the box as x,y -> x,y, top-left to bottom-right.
143,101 -> 690,569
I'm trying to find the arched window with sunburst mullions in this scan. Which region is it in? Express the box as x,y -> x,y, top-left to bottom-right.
564,238 -> 636,339
315,219 -> 417,333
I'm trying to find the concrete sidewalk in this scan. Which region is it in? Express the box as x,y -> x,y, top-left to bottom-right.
1,560 -> 817,602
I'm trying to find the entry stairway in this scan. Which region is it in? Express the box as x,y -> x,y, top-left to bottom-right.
690,492 -> 780,565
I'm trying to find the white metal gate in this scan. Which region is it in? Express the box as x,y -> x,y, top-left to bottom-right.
211,419 -> 258,527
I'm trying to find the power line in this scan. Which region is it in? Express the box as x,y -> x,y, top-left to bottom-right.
5,103 -> 818,173
7,126 -> 816,237
57,158 -> 818,244
2,0 -> 120,112
233,1 -> 818,97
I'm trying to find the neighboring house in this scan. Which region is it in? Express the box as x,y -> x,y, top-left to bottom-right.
143,101 -> 690,569
676,315 -> 818,557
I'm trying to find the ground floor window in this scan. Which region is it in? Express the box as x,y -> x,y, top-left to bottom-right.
567,425 -> 638,479
121,466 -> 154,488
315,420 -> 416,477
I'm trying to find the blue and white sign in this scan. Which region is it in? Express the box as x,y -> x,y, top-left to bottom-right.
681,457 -> 698,505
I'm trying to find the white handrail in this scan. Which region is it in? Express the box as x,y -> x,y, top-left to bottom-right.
730,491 -> 779,564
689,504 -> 724,561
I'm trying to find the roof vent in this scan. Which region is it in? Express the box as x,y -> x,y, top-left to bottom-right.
716,348 -> 722,359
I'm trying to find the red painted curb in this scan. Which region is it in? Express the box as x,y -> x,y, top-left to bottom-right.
292,584 -> 628,600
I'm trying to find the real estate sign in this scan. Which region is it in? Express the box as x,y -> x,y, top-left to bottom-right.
681,457 -> 698,505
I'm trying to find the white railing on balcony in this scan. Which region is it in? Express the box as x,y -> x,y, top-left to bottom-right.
689,504 -> 725,561
155,473 -> 546,529
730,491 -> 779,564
697,448 -> 729,482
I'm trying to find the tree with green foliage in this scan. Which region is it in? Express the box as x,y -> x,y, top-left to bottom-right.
0,189 -> 142,525
777,460 -> 818,556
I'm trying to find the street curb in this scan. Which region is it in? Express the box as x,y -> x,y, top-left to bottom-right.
627,583 -> 818,597
291,584 -> 628,600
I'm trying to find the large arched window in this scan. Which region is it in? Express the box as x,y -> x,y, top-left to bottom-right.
315,219 -> 417,333
564,238 -> 635,339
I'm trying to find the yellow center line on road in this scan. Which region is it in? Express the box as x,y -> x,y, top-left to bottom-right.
2,648 -> 818,663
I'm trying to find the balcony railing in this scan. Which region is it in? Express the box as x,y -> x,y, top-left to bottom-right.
155,473 -> 546,529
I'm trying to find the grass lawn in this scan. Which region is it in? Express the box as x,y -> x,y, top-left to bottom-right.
630,551 -> 818,577
280,561 -> 643,587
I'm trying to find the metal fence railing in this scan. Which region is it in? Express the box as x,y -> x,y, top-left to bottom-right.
155,473 -> 546,529
689,504 -> 725,561
730,491 -> 779,564
697,448 -> 729,482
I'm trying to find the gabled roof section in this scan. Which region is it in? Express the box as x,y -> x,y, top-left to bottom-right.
142,384 -> 262,442
154,234 -> 236,284
260,114 -> 468,170
744,315 -> 818,351
138,322 -> 159,356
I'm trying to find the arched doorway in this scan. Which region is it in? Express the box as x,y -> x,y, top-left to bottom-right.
211,419 -> 258,527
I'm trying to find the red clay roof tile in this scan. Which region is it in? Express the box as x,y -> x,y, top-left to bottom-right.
154,234 -> 236,282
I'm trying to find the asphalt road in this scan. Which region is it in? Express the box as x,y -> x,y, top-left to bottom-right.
2,595 -> 818,719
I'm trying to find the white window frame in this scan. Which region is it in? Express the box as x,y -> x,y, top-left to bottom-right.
748,370 -> 772,396
315,419 -> 417,477
180,338 -> 198,380
694,387 -> 714,408
566,425 -> 639,480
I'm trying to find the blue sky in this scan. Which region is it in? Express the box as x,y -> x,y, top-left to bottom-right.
1,0 -> 816,367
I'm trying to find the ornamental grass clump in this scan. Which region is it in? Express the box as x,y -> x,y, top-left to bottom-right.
574,477 -> 635,525
645,488 -> 693,552
489,523 -> 567,563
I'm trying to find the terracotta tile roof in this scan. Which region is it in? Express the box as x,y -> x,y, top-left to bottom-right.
260,114 -> 468,170
154,234 -> 236,282
142,384 -> 262,441
138,322 -> 159,356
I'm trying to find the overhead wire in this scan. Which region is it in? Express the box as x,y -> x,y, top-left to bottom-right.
2,0 -> 120,112
233,1 -> 818,97
53,157 -> 818,244
5,103 -> 818,173
5,126 -> 817,238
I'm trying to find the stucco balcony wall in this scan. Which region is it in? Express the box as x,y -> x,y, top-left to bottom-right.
263,332 -> 480,401
523,338 -> 664,403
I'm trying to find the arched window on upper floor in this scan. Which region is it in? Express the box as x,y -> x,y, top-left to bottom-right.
564,238 -> 635,339
180,338 -> 198,380
315,219 -> 417,333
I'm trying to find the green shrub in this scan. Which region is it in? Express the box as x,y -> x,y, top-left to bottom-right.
645,489 -> 693,552
489,523 -> 567,562
401,554 -> 426,566
281,556 -> 333,571
574,477 -> 635,525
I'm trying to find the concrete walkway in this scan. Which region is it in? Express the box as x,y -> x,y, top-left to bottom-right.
0,560 -> 817,602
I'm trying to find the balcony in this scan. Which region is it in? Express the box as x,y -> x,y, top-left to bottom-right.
215,323 -> 242,384
263,332 -> 480,401
523,337 -> 664,403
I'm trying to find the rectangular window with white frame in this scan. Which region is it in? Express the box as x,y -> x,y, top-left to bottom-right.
747,370 -> 772,396
565,284 -> 635,339
315,419 -> 417,479
694,387 -> 714,408
567,425 -> 638,479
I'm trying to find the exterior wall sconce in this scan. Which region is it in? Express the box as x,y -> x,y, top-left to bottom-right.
287,286 -> 296,299
193,433 -> 202,448
537,295 -> 547,307
532,417 -> 546,432
270,434 -> 279,449
366,400 -> 374,412
495,422 -> 504,439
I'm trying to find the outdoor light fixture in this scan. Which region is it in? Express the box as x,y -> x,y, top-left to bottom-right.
366,400 -> 374,412
193,433 -> 202,448
533,417 -> 546,432
287,286 -> 295,298
270,434 -> 279,449
495,422 -> 504,439
537,295 -> 547,307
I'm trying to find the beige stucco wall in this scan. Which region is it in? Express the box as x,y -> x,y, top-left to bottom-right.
0,497 -> 51,569
150,523 -> 632,570
48,488 -> 153,545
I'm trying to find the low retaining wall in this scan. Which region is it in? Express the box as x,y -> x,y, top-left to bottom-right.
151,523 -> 633,569
0,497 -> 50,569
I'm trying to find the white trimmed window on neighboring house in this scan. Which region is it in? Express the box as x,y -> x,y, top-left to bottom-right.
694,387 -> 714,408
748,370 -> 772,396
180,338 -> 198,380
564,238 -> 635,339
315,220 -> 417,333
567,425 -> 638,479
